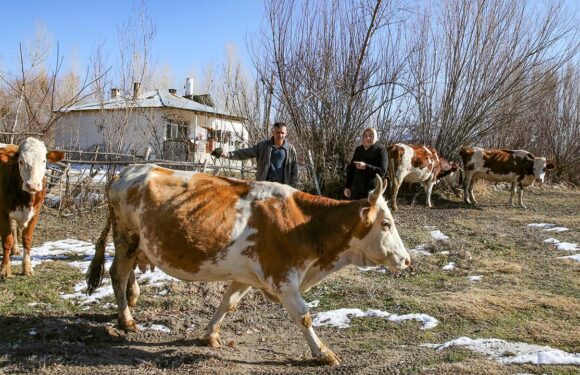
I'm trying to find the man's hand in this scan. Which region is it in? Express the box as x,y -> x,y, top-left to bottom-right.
210,147 -> 226,158
344,188 -> 351,198
354,161 -> 366,170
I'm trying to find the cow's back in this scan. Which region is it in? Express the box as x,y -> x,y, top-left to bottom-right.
109,164 -> 264,279
389,143 -> 439,183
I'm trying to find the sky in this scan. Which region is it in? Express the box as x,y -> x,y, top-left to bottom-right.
0,0 -> 264,88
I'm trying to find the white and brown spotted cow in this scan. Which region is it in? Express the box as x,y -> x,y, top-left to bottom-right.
387,143 -> 459,211
0,138 -> 65,278
87,164 -> 411,366
459,147 -> 555,208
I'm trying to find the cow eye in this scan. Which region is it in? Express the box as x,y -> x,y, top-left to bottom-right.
381,219 -> 391,230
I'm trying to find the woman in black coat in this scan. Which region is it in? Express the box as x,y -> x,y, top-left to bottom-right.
344,128 -> 388,200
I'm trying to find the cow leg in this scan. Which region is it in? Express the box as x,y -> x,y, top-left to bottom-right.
468,178 -> 478,204
390,177 -> 401,212
509,182 -> 517,207
517,185 -> 526,209
10,220 -> 21,257
0,221 -> 14,279
463,173 -> 473,204
126,269 -> 140,308
202,281 -> 252,347
280,290 -> 340,366
423,178 -> 436,208
21,215 -> 40,276
110,231 -> 139,332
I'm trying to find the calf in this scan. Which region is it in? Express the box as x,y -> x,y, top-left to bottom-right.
0,138 -> 65,278
87,165 -> 411,366
459,147 -> 555,208
387,143 -> 459,211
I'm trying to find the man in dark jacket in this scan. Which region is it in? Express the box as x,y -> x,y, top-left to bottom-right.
219,122 -> 299,187
344,128 -> 388,200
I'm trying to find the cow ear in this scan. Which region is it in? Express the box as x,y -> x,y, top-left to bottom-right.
47,150 -> 65,163
546,162 -> 555,170
359,206 -> 377,226
526,153 -> 535,160
0,145 -> 19,164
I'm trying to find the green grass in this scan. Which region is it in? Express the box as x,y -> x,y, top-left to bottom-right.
0,262 -> 84,315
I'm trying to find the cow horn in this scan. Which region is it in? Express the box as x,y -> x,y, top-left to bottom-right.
368,174 -> 383,205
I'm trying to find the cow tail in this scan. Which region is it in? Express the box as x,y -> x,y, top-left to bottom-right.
86,205 -> 113,295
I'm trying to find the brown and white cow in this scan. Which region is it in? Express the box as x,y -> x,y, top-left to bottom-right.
459,147 -> 555,208
0,138 -> 65,279
86,164 -> 411,366
387,143 -> 460,211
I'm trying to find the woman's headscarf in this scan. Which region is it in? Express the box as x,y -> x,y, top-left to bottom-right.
362,127 -> 378,146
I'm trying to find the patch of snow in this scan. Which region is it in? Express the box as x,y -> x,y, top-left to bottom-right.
544,238 -> 560,244
544,227 -> 569,233
431,230 -> 449,241
559,254 -> 580,262
158,289 -> 168,296
439,251 -> 450,255
313,308 -> 438,330
528,223 -> 556,228
410,244 -> 432,256
555,242 -> 578,251
137,324 -> 171,333
29,329 -> 37,336
468,275 -> 483,282
442,262 -> 455,271
17,239 -> 181,305
543,238 -> 579,251
306,300 -> 320,308
424,336 -> 580,365
357,266 -> 386,273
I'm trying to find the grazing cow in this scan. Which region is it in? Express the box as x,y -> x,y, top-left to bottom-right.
0,138 -> 65,279
387,143 -> 460,211
459,147 -> 555,208
86,164 -> 411,366
0,144 -> 22,256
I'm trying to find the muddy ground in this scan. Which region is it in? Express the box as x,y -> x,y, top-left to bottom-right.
0,184 -> 579,374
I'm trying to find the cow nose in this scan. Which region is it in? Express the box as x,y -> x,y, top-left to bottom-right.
404,258 -> 411,267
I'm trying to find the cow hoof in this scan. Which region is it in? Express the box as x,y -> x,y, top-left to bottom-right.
22,266 -> 33,276
11,249 -> 22,257
202,335 -> 222,348
316,350 -> 340,366
119,319 -> 138,332
0,266 -> 12,279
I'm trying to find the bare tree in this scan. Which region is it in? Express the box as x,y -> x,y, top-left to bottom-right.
407,0 -> 578,158
0,24 -> 105,145
257,0 -> 409,194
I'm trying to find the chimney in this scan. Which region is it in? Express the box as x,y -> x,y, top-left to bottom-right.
110,88 -> 120,99
133,82 -> 141,100
184,77 -> 194,99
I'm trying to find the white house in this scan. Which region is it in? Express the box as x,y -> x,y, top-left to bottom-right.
55,79 -> 248,162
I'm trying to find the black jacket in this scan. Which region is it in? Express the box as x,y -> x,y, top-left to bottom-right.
345,144 -> 388,199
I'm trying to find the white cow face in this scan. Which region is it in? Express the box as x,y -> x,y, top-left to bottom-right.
359,198 -> 411,271
0,138 -> 65,193
354,177 -> 411,271
533,157 -> 555,183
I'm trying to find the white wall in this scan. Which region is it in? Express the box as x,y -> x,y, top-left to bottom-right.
55,108 -> 248,163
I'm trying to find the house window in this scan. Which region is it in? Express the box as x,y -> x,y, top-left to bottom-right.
166,123 -> 189,140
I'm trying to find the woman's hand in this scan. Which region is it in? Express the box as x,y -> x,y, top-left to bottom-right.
354,161 -> 366,170
343,188 -> 351,198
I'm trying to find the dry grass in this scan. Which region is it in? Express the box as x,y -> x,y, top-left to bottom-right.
0,185 -> 578,374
